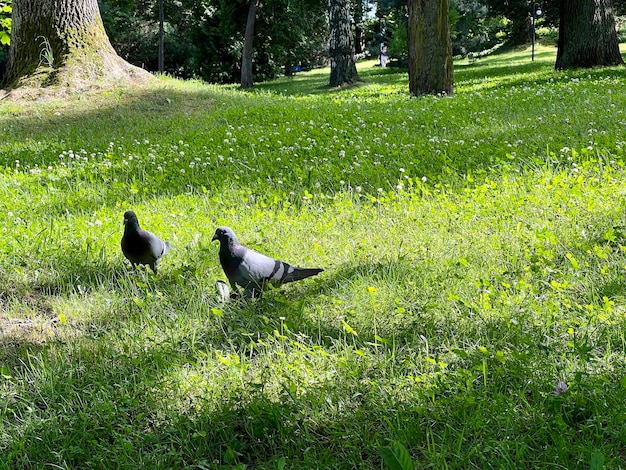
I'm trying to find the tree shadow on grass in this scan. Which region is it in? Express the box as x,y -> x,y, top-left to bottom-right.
194,256 -> 440,356
124,260 -> 626,468
0,245 -> 189,368
3,247 -> 626,468
0,259 -> 403,467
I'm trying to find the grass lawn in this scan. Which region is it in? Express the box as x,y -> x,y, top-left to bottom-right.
1,43 -> 626,468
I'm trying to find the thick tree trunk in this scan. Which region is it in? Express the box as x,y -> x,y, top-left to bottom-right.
556,0 -> 624,69
4,0 -> 150,90
407,0 -> 453,96
241,0 -> 258,89
328,0 -> 358,87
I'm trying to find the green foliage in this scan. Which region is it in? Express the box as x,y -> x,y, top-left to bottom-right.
451,0 -> 508,55
99,0 -> 328,83
100,0 -> 198,78
0,1 -> 9,45
374,0 -> 509,62
0,0 -> 10,80
190,0 -> 328,84
378,441 -> 415,470
2,48 -> 626,468
383,8 -> 407,59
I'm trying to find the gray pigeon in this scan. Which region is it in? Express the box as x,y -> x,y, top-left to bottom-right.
121,210 -> 171,273
212,226 -> 323,298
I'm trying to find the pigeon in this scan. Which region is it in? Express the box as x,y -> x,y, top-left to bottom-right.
121,210 -> 171,273
212,226 -> 323,298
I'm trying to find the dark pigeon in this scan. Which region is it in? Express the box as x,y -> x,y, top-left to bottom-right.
121,210 -> 171,273
212,226 -> 323,298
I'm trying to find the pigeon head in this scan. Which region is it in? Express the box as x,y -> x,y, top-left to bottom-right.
212,226 -> 238,245
123,210 -> 140,227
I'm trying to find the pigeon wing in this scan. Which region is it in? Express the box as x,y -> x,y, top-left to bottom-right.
147,235 -> 170,271
239,248 -> 322,289
122,230 -> 169,272
231,248 -> 279,291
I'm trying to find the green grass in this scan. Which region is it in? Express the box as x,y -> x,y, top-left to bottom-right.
1,44 -> 626,469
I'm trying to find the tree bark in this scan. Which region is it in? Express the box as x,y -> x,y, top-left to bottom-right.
353,0 -> 365,54
556,0 -> 624,69
241,0 -> 258,89
407,0 -> 453,96
158,0 -> 164,73
328,0 -> 358,87
4,0 -> 150,90
508,11 -> 532,46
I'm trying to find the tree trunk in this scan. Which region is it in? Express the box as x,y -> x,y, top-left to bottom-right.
507,11 -> 532,46
4,0 -> 150,90
158,0 -> 164,73
353,0 -> 364,54
407,0 -> 453,96
328,0 -> 358,87
241,0 -> 258,89
354,24 -> 364,54
556,0 -> 624,69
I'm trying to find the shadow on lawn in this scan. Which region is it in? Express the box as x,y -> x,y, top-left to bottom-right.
198,256 -> 436,356
1,259 -> 415,468
3,246 -> 626,468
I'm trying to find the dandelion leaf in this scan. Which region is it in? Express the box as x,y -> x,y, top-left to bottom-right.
378,441 -> 415,470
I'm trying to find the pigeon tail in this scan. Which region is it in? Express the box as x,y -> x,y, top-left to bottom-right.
282,267 -> 324,283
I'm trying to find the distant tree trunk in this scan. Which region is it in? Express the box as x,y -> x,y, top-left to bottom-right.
508,11 -> 532,46
353,0 -> 365,54
407,0 -> 453,96
556,0 -> 624,69
158,0 -> 164,73
284,61 -> 294,77
4,0 -> 150,89
241,0 -> 258,89
328,0 -> 358,87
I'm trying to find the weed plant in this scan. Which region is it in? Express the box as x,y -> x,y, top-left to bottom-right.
1,44 -> 626,468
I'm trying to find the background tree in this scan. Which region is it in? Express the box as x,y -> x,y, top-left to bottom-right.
241,0 -> 259,88
370,0 -> 403,62
265,0 -> 328,76
408,0 -> 453,96
4,0 -> 149,89
189,0 -> 246,83
188,0 -> 327,84
100,0 -> 197,79
483,0 -> 559,47
374,0 -> 403,50
451,0 -> 503,55
328,0 -> 359,86
484,0 -> 530,45
352,0 -> 373,54
556,0 -> 623,68
372,0 -> 510,64
158,0 -> 164,72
